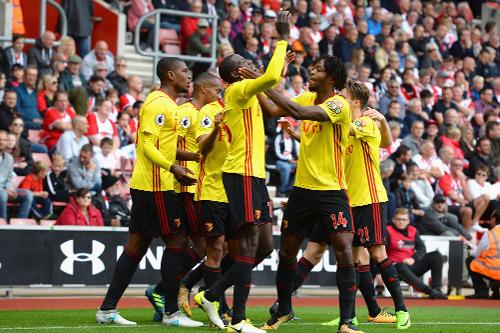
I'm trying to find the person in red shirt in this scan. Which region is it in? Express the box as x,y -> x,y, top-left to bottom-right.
86,100 -> 119,151
118,75 -> 143,111
180,0 -> 203,51
55,187 -> 104,226
41,91 -> 75,150
19,160 -> 52,219
36,74 -> 58,115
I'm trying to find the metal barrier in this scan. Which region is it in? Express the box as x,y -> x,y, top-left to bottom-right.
134,9 -> 218,81
0,0 -> 67,45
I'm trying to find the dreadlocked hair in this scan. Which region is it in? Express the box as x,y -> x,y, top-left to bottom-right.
312,55 -> 347,91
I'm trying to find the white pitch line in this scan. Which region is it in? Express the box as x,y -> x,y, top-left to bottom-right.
1,322 -> 500,331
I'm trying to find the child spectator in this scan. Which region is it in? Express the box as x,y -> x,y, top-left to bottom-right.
19,160 -> 52,219
95,137 -> 118,175
387,208 -> 447,299
92,175 -> 130,227
116,111 -> 133,148
394,173 -> 425,224
55,187 -> 104,226
43,154 -> 69,203
105,88 -> 119,122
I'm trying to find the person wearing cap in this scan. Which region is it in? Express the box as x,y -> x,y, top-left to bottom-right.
264,9 -> 278,23
186,18 -> 212,76
180,0 -> 204,52
58,54 -> 86,92
250,7 -> 263,35
420,193 -> 472,239
92,174 -> 130,227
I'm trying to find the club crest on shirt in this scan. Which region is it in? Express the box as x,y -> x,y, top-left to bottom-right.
326,100 -> 343,114
282,220 -> 289,229
254,210 -> 261,220
354,119 -> 366,131
180,116 -> 191,129
205,222 -> 214,232
201,116 -> 212,128
174,218 -> 181,228
155,114 -> 165,126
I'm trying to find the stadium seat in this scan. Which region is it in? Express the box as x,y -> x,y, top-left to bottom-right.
53,201 -> 68,207
159,29 -> 180,45
28,129 -> 41,144
0,218 -> 6,225
32,153 -> 52,168
40,219 -> 56,226
9,218 -> 37,225
163,43 -> 181,55
13,176 -> 25,188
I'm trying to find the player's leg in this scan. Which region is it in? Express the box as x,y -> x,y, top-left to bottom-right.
255,221 -> 274,265
294,241 -> 327,291
97,233 -> 151,325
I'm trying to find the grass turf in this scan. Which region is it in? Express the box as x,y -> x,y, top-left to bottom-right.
0,306 -> 499,332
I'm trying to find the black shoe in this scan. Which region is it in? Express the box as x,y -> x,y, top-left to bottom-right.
261,311 -> 295,330
429,289 -> 448,299
269,300 -> 278,316
465,294 -> 489,299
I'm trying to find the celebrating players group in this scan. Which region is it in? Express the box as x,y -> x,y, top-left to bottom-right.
95,11 -> 411,333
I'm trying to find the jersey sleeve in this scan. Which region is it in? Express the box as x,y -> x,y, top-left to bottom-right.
352,116 -> 378,140
319,95 -> 350,125
140,98 -> 169,138
291,92 -> 313,106
196,108 -> 215,139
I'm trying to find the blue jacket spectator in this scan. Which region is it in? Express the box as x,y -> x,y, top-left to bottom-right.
66,143 -> 101,192
14,65 -> 42,129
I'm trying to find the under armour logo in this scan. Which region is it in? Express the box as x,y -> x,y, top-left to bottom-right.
60,240 -> 105,275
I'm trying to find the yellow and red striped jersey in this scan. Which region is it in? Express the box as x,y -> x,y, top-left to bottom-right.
292,92 -> 351,191
130,90 -> 178,191
345,116 -> 388,206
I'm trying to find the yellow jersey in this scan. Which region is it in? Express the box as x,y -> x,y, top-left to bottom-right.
176,101 -> 200,194
292,92 -> 351,191
345,116 -> 388,206
195,100 -> 229,203
130,90 -> 178,191
221,40 -> 287,179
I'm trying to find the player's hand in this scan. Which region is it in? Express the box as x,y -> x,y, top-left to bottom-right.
362,108 -> 385,121
278,118 -> 293,135
238,67 -> 261,80
275,10 -> 291,40
190,151 -> 202,163
281,50 -> 296,77
214,112 -> 223,128
170,164 -> 197,186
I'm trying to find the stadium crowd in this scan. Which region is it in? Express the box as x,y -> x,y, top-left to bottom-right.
0,0 -> 499,301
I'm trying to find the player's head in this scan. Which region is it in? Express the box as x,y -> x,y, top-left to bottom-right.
156,57 -> 190,93
344,80 -> 369,115
218,54 -> 256,84
308,55 -> 346,92
193,72 -> 223,104
392,208 -> 410,230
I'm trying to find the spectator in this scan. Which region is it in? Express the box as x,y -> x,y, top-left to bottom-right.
58,36 -> 76,60
4,34 -> 27,71
412,140 -> 444,185
379,79 -> 406,116
486,122 -> 500,162
227,5 -> 243,41
395,173 -> 424,223
274,123 -> 299,197
467,165 -> 499,217
116,111 -> 133,148
40,91 -> 75,151
404,98 -> 428,133
27,31 -> 56,78
467,210 -> 500,299
92,174 -> 130,227
420,194 -> 472,240
287,52 -> 308,83
420,42 -> 442,76
180,0 -> 204,51
50,53 -> 67,83
241,37 -> 261,65
152,0 -> 188,33
85,75 -> 106,113
19,160 -> 52,219
318,25 -> 336,57
389,145 -> 413,190
55,187 -> 104,226
0,90 -> 20,132
431,87 -> 458,125
92,63 -> 111,88
119,75 -> 143,111
43,154 -> 69,203
7,118 -> 33,176
106,56 -> 128,96
286,75 -> 304,98
233,22 -> 256,56
95,137 -> 118,175
0,130 -> 32,220
375,37 -> 397,71
470,75 -> 485,102
105,89 -> 119,122
217,20 -> 231,46
127,0 -> 155,50
58,55 -> 86,92
61,0 -> 94,57
334,27 -> 360,63
468,137 -> 496,184
407,163 -> 435,210
380,121 -> 401,161
67,143 -> 101,191
80,41 -> 114,80
473,88 -> 495,127
295,0 -> 309,28
36,74 -> 58,115
475,49 -> 498,85
401,120 -> 424,156
303,42 -> 319,69
15,65 -> 42,129
259,23 -> 274,56
449,29 -> 474,60
55,115 -> 89,161
86,100 -> 119,150
367,6 -> 382,36
387,208 -> 447,299
423,119 -> 442,150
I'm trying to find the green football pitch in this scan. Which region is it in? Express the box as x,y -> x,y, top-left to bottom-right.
1,306 -> 499,333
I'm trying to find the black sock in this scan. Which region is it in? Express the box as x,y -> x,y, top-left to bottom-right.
205,255 -> 241,303
377,258 -> 407,312
182,262 -> 205,290
100,248 -> 142,310
276,260 -> 297,314
230,256 -> 255,325
292,257 -> 314,291
358,264 -> 381,317
203,264 -> 221,288
336,265 -> 357,325
183,247 -> 203,271
161,247 -> 185,314
219,254 -> 233,313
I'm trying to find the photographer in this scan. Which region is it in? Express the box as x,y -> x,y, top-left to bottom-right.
92,175 -> 130,227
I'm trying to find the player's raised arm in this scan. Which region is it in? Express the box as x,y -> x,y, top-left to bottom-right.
362,107 -> 392,148
264,88 -> 330,121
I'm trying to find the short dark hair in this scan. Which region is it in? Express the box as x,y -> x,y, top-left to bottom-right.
132,100 -> 143,109
12,34 -> 24,43
11,63 -> 24,72
100,137 -> 113,147
218,54 -> 241,84
89,75 -> 105,83
486,121 -> 499,137
311,55 -> 347,90
74,187 -> 91,199
80,143 -> 94,154
393,145 -> 411,158
420,89 -> 432,99
476,136 -> 490,148
156,57 -> 184,84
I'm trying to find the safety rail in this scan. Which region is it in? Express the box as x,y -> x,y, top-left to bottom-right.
134,9 -> 218,81
0,0 -> 67,45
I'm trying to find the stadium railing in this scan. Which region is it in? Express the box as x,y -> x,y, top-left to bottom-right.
133,9 -> 218,81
